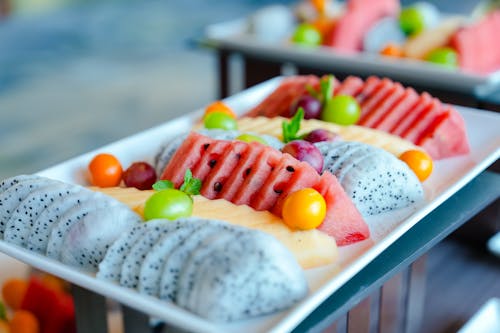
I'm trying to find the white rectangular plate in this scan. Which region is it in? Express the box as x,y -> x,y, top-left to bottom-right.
0,77 -> 499,333
204,18 -> 500,94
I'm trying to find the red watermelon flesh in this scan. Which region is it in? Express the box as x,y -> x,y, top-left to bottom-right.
217,143 -> 266,201
360,82 -> 405,127
418,107 -> 470,159
161,132 -> 369,245
160,133 -> 212,187
325,0 -> 399,52
335,76 -> 364,96
192,140 -> 231,182
270,164 -> 321,216
232,147 -> 281,205
201,141 -> 249,199
450,11 -> 500,74
245,75 -> 320,118
358,78 -> 394,122
355,76 -> 381,104
252,153 -> 298,211
391,92 -> 433,136
402,98 -> 444,143
314,172 -> 369,246
377,88 -> 420,131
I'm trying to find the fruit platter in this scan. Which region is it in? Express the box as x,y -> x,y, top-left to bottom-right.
204,0 -> 500,92
0,75 -> 499,333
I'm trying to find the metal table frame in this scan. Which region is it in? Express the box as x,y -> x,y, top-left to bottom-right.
214,48 -> 500,112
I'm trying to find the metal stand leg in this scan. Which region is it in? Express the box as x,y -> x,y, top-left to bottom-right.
71,284 -> 108,333
217,50 -> 230,99
122,305 -> 151,333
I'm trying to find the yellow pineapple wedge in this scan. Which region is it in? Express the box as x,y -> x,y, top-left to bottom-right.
235,116 -> 422,157
92,186 -> 338,269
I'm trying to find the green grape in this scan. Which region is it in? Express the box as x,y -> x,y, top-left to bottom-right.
235,133 -> 267,144
144,189 -> 193,221
292,23 -> 322,47
321,95 -> 361,125
203,112 -> 238,130
425,47 -> 458,69
399,7 -> 425,36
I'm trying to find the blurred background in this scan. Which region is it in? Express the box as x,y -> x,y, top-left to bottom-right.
0,0 -> 480,179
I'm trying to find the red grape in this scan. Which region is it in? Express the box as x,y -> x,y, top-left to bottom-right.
123,162 -> 157,190
281,140 -> 324,173
290,95 -> 322,119
304,129 -> 339,143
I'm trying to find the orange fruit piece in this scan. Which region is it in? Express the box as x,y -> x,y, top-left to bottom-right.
204,101 -> 237,119
399,149 -> 433,182
0,320 -> 10,333
380,43 -> 404,58
2,279 -> 28,310
9,311 -> 39,333
311,16 -> 336,39
40,274 -> 67,293
282,188 -> 326,230
88,153 -> 123,187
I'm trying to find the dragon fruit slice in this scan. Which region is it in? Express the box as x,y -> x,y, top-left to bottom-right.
45,191 -> 122,260
183,225 -> 307,322
60,204 -> 141,272
97,222 -> 155,282
0,174 -> 39,192
158,221 -> 229,302
175,231 -> 235,310
138,225 -> 197,297
316,141 -> 424,216
119,220 -> 193,289
4,183 -> 73,247
0,176 -> 57,238
27,188 -> 90,254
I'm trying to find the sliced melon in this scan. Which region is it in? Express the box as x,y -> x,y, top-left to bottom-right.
235,116 -> 422,157
91,186 -> 338,269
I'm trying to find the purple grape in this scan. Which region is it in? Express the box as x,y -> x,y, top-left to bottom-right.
123,161 -> 157,190
290,95 -> 322,119
304,129 -> 340,143
281,140 -> 324,173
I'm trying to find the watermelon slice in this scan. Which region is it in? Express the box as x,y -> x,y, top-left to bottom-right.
245,75 -> 470,159
417,107 -> 470,159
450,11 -> 500,74
161,132 -> 369,246
324,0 -> 400,52
377,88 -> 420,131
245,75 -> 321,118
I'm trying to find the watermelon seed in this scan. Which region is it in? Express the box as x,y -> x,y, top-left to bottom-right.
244,168 -> 252,176
213,182 -> 223,192
203,143 -> 210,150
286,166 -> 295,172
209,160 -> 217,168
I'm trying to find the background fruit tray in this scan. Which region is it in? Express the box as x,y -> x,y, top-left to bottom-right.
203,18 -> 500,94
0,78 -> 499,333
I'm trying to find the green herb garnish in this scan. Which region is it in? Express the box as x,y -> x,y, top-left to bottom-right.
320,75 -> 335,106
179,169 -> 202,196
282,107 -> 304,143
152,180 -> 174,191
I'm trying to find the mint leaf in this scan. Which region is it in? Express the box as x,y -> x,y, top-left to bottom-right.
0,301 -> 6,321
320,75 -> 335,106
282,107 -> 304,143
180,169 -> 202,196
152,180 -> 174,191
